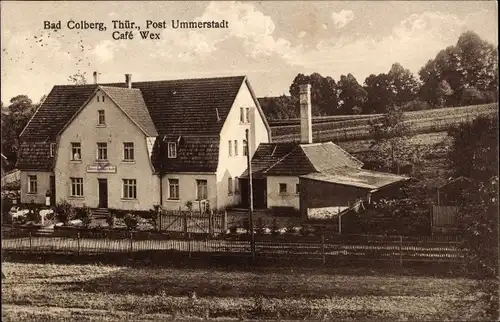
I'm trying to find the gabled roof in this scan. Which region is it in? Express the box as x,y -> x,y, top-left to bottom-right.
16,142 -> 54,171
300,167 -> 409,191
242,141 -> 364,177
18,75 -> 269,172
100,86 -> 158,137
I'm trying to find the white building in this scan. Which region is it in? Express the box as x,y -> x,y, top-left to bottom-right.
17,74 -> 271,211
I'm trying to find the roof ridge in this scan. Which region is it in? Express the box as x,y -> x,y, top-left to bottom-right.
52,75 -> 246,87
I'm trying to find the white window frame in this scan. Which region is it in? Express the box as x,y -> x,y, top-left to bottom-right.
50,143 -> 56,157
245,107 -> 250,123
243,139 -> 248,156
98,110 -> 106,125
123,142 -> 134,161
196,179 -> 208,200
235,176 -> 240,194
228,177 -> 233,195
234,140 -> 238,156
168,142 -> 177,158
168,178 -> 180,200
228,140 -> 232,156
240,107 -> 244,123
28,175 -> 37,194
279,183 -> 287,195
97,142 -> 108,161
70,177 -> 84,197
122,179 -> 137,199
71,142 -> 81,161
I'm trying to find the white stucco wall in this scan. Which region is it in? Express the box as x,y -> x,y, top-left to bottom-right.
20,171 -> 51,204
267,176 -> 300,209
161,173 -> 217,211
216,79 -> 270,209
54,88 -> 159,210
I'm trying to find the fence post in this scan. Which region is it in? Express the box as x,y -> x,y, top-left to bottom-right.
77,232 -> 80,256
208,210 -> 213,237
223,211 -> 228,235
188,233 -> 192,259
399,235 -> 403,266
183,211 -> 188,237
29,231 -> 32,252
321,235 -> 326,265
129,231 -> 133,253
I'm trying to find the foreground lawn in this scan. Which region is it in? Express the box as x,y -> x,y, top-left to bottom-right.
1,262 -> 496,321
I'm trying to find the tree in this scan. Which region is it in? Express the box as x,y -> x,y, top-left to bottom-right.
419,31 -> 498,107
368,106 -> 410,171
67,71 -> 88,85
1,95 -> 38,163
289,73 -> 339,116
387,63 -> 420,107
259,95 -> 298,120
337,74 -> 367,114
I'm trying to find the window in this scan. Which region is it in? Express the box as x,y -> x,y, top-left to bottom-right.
168,142 -> 177,158
98,110 -> 105,125
245,107 -> 250,123
168,179 -> 179,200
234,140 -> 238,156
123,142 -> 134,161
97,96 -> 99,102
97,142 -> 108,160
235,176 -> 240,194
28,175 -> 37,194
102,95 -> 105,102
279,183 -> 287,194
296,183 -> 300,194
228,140 -> 232,156
196,179 -> 208,200
71,142 -> 81,160
243,139 -> 248,156
240,107 -> 244,123
228,177 -> 233,194
70,177 -> 84,197
123,179 -> 137,199
50,143 -> 56,157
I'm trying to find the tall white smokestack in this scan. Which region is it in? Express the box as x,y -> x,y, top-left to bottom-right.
93,71 -> 98,84
125,74 -> 132,88
299,84 -> 312,144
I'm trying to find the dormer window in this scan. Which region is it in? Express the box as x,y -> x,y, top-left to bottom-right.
168,142 -> 177,158
98,110 -> 105,125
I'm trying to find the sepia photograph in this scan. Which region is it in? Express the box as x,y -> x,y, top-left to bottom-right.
1,1 -> 498,321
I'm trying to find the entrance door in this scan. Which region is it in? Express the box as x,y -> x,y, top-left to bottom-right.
49,175 -> 56,206
98,179 -> 108,208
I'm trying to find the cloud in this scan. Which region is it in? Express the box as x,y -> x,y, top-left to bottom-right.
91,40 -> 126,63
297,31 -> 307,38
331,9 -> 355,29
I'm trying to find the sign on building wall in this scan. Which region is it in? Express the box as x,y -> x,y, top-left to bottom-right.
86,164 -> 117,173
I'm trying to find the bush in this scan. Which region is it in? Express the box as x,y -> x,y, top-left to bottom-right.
55,200 -> 75,225
75,206 -> 92,228
3,212 -> 13,225
26,208 -> 41,223
229,225 -> 238,234
271,219 -> 280,236
106,213 -> 116,228
255,217 -> 266,235
124,213 -> 138,230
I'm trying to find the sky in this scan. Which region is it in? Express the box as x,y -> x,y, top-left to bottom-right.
1,1 -> 498,103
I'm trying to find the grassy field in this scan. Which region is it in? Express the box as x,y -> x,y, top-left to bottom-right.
1,261 -> 496,321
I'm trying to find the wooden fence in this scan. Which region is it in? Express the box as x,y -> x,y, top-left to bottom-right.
159,210 -> 228,235
432,205 -> 458,227
1,228 -> 465,265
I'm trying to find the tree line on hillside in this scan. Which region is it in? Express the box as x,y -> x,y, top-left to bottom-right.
260,31 -> 498,120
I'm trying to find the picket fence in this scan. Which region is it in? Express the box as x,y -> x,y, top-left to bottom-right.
1,228 -> 465,265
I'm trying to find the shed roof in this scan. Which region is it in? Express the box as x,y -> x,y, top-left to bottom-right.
300,167 -> 409,190
241,141 -> 363,177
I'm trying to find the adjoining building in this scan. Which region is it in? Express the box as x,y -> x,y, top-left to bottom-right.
241,84 -> 409,219
17,74 -> 271,211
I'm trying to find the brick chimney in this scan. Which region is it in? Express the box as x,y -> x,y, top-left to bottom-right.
125,74 -> 132,88
93,71 -> 98,84
299,84 -> 312,144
